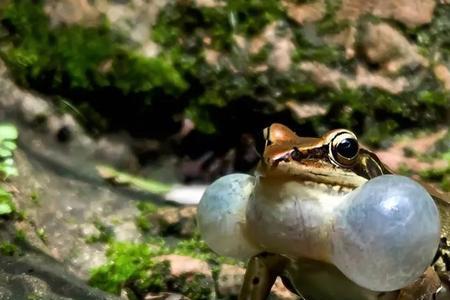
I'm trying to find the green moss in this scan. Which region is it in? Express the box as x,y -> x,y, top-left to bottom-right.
0,242 -> 18,256
1,1 -> 186,92
27,294 -> 44,300
1,1 -> 187,134
153,5 -> 231,51
173,274 -> 213,300
29,191 -> 40,206
2,0 -> 449,143
36,227 -> 47,244
89,232 -> 236,297
228,0 -> 284,36
317,0 -> 347,35
85,220 -> 115,244
14,229 -> 26,243
89,242 -> 170,295
410,3 -> 450,63
174,234 -> 239,267
135,202 -> 159,233
419,165 -> 450,192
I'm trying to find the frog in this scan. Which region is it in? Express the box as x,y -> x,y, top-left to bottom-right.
239,123 -> 450,300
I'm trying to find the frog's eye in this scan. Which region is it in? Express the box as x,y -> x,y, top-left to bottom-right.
329,131 -> 359,166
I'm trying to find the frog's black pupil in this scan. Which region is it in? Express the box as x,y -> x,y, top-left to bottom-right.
337,138 -> 358,158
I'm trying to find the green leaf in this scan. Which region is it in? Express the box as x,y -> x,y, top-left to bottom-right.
0,124 -> 18,142
0,148 -> 12,158
2,141 -> 17,151
0,202 -> 13,215
443,152 -> 450,162
0,163 -> 18,179
0,189 -> 14,215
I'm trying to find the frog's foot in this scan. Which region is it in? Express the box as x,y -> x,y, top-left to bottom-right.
396,267 -> 443,300
239,253 -> 289,300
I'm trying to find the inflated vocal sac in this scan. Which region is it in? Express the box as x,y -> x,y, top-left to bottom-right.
197,174 -> 441,292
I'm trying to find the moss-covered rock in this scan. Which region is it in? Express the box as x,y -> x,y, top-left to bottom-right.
1,0 -> 187,137
1,0 -> 449,147
88,239 -> 229,299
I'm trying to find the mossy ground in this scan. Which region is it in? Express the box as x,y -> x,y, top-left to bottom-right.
85,195 -> 239,299
88,234 -> 236,299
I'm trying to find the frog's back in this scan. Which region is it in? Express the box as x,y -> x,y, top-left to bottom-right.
284,258 -> 398,300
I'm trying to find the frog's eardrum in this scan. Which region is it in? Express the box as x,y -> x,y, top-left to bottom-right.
197,173 -> 261,260
332,175 -> 441,292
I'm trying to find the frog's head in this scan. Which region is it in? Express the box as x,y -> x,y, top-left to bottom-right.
258,123 -> 390,188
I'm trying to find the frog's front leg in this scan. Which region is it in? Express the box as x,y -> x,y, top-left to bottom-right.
239,253 -> 289,300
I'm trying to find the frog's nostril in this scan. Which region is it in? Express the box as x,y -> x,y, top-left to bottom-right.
290,148 -> 302,161
331,175 -> 441,292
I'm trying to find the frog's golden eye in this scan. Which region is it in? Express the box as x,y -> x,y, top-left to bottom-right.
329,131 -> 359,166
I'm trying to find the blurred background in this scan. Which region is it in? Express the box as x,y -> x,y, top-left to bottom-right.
0,0 -> 449,299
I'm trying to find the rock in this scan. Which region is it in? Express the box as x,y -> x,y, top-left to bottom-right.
337,0 -> 436,28
0,252 -> 119,300
195,0 -> 224,8
435,130 -> 450,153
323,26 -> 357,59
143,292 -> 190,300
258,23 -> 295,72
374,129 -> 449,172
271,278 -> 300,300
94,134 -> 140,171
153,255 -> 215,299
146,206 -> 197,237
397,267 -> 442,300
43,0 -> 167,57
216,264 -> 299,299
285,101 -> 327,120
361,22 -> 428,73
243,23 -> 295,72
354,64 -> 407,94
299,62 -> 408,94
282,0 -> 326,25
96,0 -> 166,57
434,64 -> 450,91
44,0 -> 101,27
154,255 -> 212,279
217,264 -> 246,297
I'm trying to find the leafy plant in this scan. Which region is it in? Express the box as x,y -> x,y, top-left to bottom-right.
0,188 -> 15,216
0,242 -> 18,256
0,124 -> 18,179
0,124 -> 18,217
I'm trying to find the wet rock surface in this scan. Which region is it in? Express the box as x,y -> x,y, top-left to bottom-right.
0,255 -> 118,300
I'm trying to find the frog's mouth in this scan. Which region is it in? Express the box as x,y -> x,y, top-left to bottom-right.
258,159 -> 368,189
